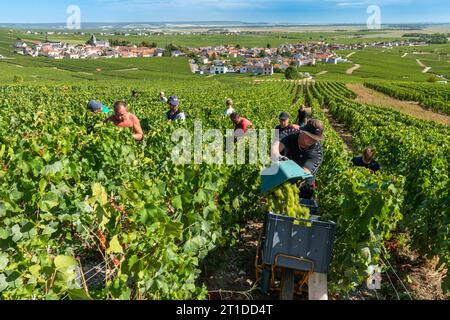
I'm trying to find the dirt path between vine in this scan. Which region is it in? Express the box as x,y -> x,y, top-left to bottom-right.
113,68 -> 139,72
198,221 -> 283,300
416,59 -> 426,68
416,59 -> 431,73
346,64 -> 360,75
301,85 -> 354,152
322,107 -> 354,152
346,83 -> 450,126
385,235 -> 449,300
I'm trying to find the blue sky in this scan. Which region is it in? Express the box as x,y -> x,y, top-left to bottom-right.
0,0 -> 449,24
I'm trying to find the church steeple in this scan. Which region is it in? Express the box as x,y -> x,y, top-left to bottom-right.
87,34 -> 97,46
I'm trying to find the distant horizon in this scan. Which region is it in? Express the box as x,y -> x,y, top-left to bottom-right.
1,1 -> 450,26
1,21 -> 450,29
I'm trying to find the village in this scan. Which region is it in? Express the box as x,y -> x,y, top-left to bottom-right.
14,35 -> 166,59
13,34 -> 428,76
188,39 -> 428,75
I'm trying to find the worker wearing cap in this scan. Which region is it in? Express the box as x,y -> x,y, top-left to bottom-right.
276,112 -> 300,135
273,119 -> 324,199
166,96 -> 186,121
87,100 -> 110,114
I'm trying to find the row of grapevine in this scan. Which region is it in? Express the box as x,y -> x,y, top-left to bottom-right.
312,81 -> 450,292
303,84 -> 405,295
0,82 -> 299,299
0,79 -> 433,299
365,81 -> 450,115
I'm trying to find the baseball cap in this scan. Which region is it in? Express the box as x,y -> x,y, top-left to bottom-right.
88,100 -> 110,113
88,100 -> 103,112
301,119 -> 324,141
279,112 -> 290,120
168,96 -> 180,106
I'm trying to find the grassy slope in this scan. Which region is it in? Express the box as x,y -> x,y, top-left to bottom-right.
296,48 -> 436,83
1,28 -> 450,84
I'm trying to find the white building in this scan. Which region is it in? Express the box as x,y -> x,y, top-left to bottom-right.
240,66 -> 248,73
295,58 -> 316,67
241,62 -> 273,76
210,60 -> 228,74
96,41 -> 110,48
154,49 -> 164,57
87,34 -> 110,48
171,50 -> 184,57
15,42 -> 27,48
263,64 -> 274,75
324,56 -> 347,64
199,57 -> 209,64
64,53 -> 80,59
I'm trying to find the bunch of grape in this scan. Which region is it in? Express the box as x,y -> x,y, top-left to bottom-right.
265,182 -> 310,219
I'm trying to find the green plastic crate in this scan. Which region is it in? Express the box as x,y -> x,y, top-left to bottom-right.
261,160 -> 313,194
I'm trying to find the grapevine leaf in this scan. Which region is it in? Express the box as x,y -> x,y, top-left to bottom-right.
11,224 -> 23,243
172,195 -> 183,210
106,235 -> 124,254
0,253 -> 9,271
41,225 -> 57,236
0,228 -> 10,240
165,221 -> 183,237
0,202 -> 5,217
54,255 -> 78,270
41,192 -> 59,212
92,183 -> 108,206
68,289 -> 93,301
0,274 -> 7,292
44,161 -> 65,175
29,265 -> 41,279
194,189 -> 208,204
232,197 -> 240,210
184,236 -> 207,254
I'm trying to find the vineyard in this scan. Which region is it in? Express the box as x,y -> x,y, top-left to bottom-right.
310,81 -> 450,295
0,79 -> 449,300
365,81 -> 450,115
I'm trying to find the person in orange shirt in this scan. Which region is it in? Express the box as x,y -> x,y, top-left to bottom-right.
105,101 -> 144,141
230,112 -> 254,134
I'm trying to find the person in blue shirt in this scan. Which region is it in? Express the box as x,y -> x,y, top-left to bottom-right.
166,96 -> 186,121
352,147 -> 381,173
88,100 -> 110,114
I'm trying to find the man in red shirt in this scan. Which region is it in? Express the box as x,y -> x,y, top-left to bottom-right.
104,101 -> 144,141
230,112 -> 254,134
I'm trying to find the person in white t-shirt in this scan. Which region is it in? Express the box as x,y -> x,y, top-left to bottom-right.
224,98 -> 235,116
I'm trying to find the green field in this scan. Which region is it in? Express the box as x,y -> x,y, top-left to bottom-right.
0,56 -> 195,83
2,28 -> 450,85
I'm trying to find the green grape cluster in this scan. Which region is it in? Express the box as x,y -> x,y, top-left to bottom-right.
265,182 -> 310,219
